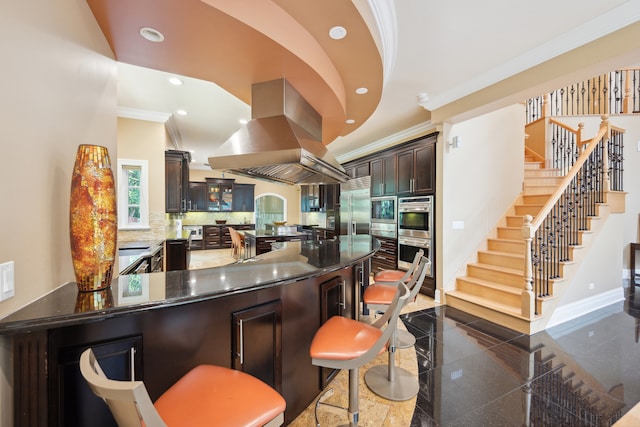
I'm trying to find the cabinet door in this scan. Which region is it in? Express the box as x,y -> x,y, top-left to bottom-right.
396,149 -> 414,194
413,143 -> 434,193
370,158 -> 384,196
355,162 -> 370,178
232,300 -> 282,393
204,225 -> 222,249
57,336 -> 143,427
232,183 -> 255,212
188,182 -> 207,212
319,277 -> 346,387
320,184 -> 338,211
383,155 -> 396,195
165,239 -> 188,271
165,154 -> 186,213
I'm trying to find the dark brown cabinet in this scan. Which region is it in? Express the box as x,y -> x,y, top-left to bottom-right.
319,276 -> 346,388
345,160 -> 370,179
205,178 -> 234,211
319,183 -> 339,212
301,185 -> 320,212
371,156 -> 396,196
188,181 -> 208,212
54,335 -> 143,427
232,300 -> 283,393
165,239 -> 190,271
397,143 -> 434,195
165,150 -> 191,213
371,236 -> 397,273
204,225 -> 222,249
232,183 -> 255,212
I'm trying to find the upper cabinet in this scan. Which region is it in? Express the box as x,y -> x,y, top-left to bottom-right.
232,183 -> 255,212
341,133 -> 437,196
370,155 -> 396,196
188,181 -> 208,212
397,143 -> 434,195
301,184 -> 338,212
165,150 -> 191,213
205,178 -> 234,211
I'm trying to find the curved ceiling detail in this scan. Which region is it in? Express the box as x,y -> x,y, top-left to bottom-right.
86,0 -> 383,145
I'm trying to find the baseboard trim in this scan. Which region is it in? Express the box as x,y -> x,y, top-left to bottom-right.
546,287 -> 624,330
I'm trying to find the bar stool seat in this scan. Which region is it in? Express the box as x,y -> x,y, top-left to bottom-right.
362,256 -> 429,402
80,348 -> 285,427
374,269 -> 409,283
368,250 -> 424,350
310,283 -> 410,426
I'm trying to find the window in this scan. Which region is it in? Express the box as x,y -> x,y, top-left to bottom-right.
117,159 -> 149,229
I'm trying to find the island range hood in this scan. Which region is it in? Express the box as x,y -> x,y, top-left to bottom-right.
208,79 -> 349,185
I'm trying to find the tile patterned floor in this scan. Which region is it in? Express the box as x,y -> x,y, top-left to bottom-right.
189,250 -> 640,426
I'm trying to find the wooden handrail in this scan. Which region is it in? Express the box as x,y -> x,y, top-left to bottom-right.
530,117 -> 609,231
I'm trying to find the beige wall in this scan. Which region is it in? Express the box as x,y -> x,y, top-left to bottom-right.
438,105 -> 525,299
0,0 -> 116,424
117,118 -> 170,242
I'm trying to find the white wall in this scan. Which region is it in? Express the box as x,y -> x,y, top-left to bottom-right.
0,1 -> 116,424
438,104 -> 525,298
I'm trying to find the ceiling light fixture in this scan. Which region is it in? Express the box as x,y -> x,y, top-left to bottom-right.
168,77 -> 183,86
329,26 -> 347,40
238,119 -> 248,125
355,87 -> 368,95
345,119 -> 355,124
417,93 -> 430,109
139,27 -> 165,43
176,109 -> 187,116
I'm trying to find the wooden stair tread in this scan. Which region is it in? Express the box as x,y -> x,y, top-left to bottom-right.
447,290 -> 526,319
469,262 -> 523,276
477,249 -> 524,260
457,276 -> 522,294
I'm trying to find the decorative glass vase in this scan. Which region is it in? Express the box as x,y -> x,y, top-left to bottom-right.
69,145 -> 117,292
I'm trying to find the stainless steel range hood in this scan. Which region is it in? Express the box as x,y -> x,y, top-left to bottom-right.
208,79 -> 349,185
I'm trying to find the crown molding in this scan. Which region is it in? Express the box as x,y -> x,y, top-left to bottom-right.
117,107 -> 171,123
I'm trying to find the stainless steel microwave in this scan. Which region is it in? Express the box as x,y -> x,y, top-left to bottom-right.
371,196 -> 397,223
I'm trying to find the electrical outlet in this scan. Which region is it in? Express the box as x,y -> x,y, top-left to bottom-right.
0,261 -> 15,302
588,282 -> 595,290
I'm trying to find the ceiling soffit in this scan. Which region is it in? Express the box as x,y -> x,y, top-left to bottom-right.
85,0 -> 383,145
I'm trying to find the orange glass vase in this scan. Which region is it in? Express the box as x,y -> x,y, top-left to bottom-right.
69,145 -> 117,292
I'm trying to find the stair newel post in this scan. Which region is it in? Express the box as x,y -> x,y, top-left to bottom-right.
623,69 -> 632,114
600,115 -> 611,194
542,93 -> 550,119
521,214 -> 535,318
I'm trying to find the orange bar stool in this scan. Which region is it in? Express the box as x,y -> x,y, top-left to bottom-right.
80,348 -> 286,427
310,283 -> 410,427
371,250 -> 424,349
362,256 -> 430,401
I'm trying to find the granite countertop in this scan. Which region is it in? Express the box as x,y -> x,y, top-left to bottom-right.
118,240 -> 164,274
0,235 -> 379,334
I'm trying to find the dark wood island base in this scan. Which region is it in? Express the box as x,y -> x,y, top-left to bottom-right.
1,236 -> 378,426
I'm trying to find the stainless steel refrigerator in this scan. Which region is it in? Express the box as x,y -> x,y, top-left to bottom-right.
339,176 -> 371,235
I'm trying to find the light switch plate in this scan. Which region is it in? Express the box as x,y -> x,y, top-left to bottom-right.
452,221 -> 465,230
0,261 -> 15,301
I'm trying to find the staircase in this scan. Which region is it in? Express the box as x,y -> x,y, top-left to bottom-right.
445,117 -> 625,335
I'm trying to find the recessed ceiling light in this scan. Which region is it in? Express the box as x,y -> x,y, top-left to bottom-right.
239,119 -> 248,125
176,109 -> 187,116
168,77 -> 183,86
139,27 -> 164,43
329,26 -> 347,40
355,87 -> 368,95
346,119 -> 355,124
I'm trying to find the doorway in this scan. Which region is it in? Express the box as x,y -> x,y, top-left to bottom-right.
255,194 -> 287,230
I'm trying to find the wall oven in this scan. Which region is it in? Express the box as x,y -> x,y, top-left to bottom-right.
398,235 -> 432,276
398,195 -> 432,239
371,196 -> 397,238
397,195 -> 433,275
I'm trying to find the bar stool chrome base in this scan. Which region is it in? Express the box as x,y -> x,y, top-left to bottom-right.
364,364 -> 418,401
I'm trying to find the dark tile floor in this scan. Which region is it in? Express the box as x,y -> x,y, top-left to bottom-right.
403,289 -> 640,427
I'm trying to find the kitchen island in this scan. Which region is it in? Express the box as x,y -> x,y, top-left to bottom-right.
243,228 -> 310,257
0,235 -> 378,426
